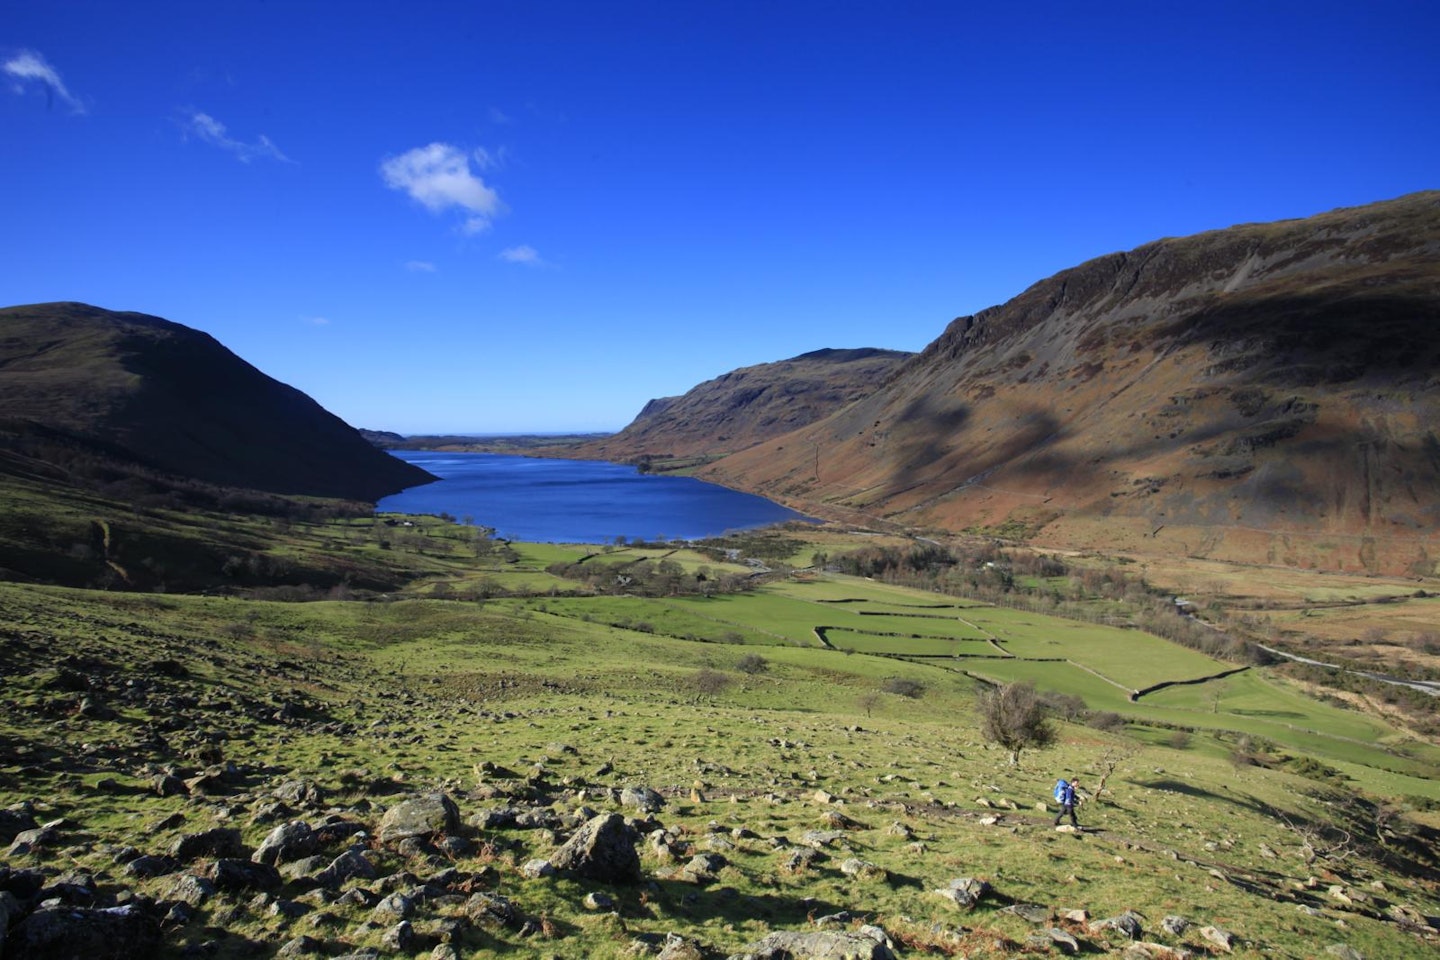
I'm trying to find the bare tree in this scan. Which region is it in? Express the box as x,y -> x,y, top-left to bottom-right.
977,681 -> 1054,766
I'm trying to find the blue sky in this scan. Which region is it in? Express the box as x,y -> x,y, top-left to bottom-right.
4,1 -> 1437,433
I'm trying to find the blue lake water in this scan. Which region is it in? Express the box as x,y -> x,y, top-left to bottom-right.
377,450 -> 815,543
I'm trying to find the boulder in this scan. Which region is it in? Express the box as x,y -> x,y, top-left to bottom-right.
0,807 -> 39,844
316,847 -> 379,888
1199,925 -> 1236,952
934,877 -> 990,909
621,785 -> 665,814
552,813 -> 642,884
170,827 -> 246,861
379,793 -> 460,844
6,818 -> 64,856
274,779 -> 326,807
1090,910 -> 1145,940
11,904 -> 162,960
727,925 -> 897,960
207,858 -> 281,892
839,858 -> 888,882
254,821 -> 318,866
165,874 -> 217,907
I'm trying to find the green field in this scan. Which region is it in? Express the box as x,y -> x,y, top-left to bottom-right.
4,525 -> 1439,960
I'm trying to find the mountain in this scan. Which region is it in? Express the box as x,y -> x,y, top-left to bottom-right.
0,302 -> 433,501
697,192 -> 1440,575
575,347 -> 913,463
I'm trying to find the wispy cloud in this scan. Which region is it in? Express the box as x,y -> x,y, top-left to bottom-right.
498,245 -> 545,266
185,110 -> 292,163
380,142 -> 502,234
404,260 -> 438,273
302,315 -> 331,326
4,49 -> 86,114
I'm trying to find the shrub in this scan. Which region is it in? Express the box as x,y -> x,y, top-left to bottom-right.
977,681 -> 1054,766
736,653 -> 769,674
1167,730 -> 1192,750
1086,711 -> 1126,733
1037,689 -> 1086,721
693,668 -> 731,696
882,677 -> 925,699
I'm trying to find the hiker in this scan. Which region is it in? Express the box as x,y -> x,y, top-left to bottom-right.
1053,776 -> 1081,828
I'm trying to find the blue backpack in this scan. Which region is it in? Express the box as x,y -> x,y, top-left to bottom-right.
1053,779 -> 1068,803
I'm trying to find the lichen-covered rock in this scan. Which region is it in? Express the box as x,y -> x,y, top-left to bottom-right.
316,846 -> 379,888
1090,910 -> 1145,940
165,873 -> 217,906
934,876 -> 990,909
727,924 -> 897,960
621,785 -> 665,814
254,820 -> 317,866
379,793 -> 460,843
552,813 -> 641,884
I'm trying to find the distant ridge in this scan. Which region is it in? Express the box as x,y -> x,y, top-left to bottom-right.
697,192 -> 1440,575
575,346 -> 913,462
0,302 -> 434,501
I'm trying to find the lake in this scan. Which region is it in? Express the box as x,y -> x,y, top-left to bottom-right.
376,450 -> 815,543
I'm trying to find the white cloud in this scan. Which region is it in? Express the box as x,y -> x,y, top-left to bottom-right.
404,260 -> 437,273
4,49 -> 86,114
185,110 -> 292,163
380,142 -> 502,232
499,244 -> 544,266
303,315 -> 331,326
488,106 -> 512,124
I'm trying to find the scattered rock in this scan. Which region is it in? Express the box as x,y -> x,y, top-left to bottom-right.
520,858 -> 556,879
165,873 -> 217,906
1005,903 -> 1050,923
1325,946 -> 1364,960
728,924 -> 897,960
316,846 -> 379,888
207,858 -> 281,892
12,903 -> 162,960
1161,915 -> 1189,936
584,891 -> 616,911
839,858 -> 887,882
170,827 -> 245,861
378,793 -> 460,844
657,932 -> 707,960
254,820 -> 318,867
552,813 -> 642,884
934,877 -> 991,910
621,786 -> 665,814
466,891 -> 521,928
380,919 -> 416,952
1090,910 -> 1145,940
1199,925 -> 1236,952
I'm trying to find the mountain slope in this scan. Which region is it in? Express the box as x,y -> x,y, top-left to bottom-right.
0,302 -> 433,501
699,192 -> 1440,575
576,347 -> 913,462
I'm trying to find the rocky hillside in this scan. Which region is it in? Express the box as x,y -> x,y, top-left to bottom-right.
0,302 -> 433,501
575,348 -> 912,462
699,192 -> 1440,575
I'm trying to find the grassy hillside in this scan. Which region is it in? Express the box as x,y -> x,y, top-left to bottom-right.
2,515 -> 1437,959
699,192 -> 1440,576
0,302 -> 433,501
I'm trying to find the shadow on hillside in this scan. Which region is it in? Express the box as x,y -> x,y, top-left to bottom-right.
1134,779 -> 1283,820
647,879 -> 847,928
